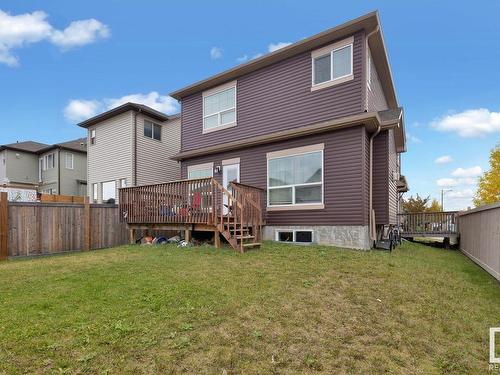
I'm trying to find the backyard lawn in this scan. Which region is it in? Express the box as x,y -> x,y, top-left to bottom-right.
0,241 -> 498,374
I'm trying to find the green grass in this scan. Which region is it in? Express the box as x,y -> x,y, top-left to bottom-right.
0,241 -> 498,374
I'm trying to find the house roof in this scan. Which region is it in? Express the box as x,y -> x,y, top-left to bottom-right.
172,108 -> 405,161
170,11 -> 398,109
39,138 -> 87,154
77,102 -> 176,128
0,141 -> 49,153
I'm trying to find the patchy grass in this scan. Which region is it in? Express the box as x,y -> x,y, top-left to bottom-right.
0,241 -> 498,374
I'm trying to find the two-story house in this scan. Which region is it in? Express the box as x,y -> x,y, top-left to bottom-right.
165,11 -> 407,249
0,138 -> 87,196
77,103 -> 181,203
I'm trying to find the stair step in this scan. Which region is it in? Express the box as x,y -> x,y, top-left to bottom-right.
237,235 -> 255,240
243,242 -> 261,248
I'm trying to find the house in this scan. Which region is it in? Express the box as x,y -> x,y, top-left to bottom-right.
0,139 -> 87,196
120,11 -> 408,250
77,103 -> 181,203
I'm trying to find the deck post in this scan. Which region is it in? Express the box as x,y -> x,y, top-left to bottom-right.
184,228 -> 191,243
129,228 -> 136,244
214,228 -> 221,248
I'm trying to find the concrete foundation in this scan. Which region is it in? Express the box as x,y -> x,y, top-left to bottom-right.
263,225 -> 372,250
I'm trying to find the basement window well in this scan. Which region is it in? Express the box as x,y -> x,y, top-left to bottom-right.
276,230 -> 314,244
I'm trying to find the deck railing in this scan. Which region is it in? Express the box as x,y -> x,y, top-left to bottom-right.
398,211 -> 459,236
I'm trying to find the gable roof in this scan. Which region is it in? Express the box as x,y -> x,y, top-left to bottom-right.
77,102 -> 176,128
39,138 -> 87,154
170,11 -> 398,109
0,141 -> 49,153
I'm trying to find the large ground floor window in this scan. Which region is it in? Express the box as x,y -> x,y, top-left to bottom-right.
267,144 -> 324,208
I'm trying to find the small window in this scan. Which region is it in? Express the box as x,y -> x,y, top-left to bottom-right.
90,129 -> 96,145
65,153 -> 74,169
43,153 -> 55,170
203,83 -> 236,132
144,121 -> 161,141
276,230 -> 314,244
102,181 -> 116,203
187,163 -> 214,179
119,178 -> 127,188
312,37 -> 353,89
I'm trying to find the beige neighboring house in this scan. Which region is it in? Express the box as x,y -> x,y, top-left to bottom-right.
77,102 -> 181,203
0,138 -> 87,196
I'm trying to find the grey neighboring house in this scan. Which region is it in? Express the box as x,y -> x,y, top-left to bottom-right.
77,103 -> 181,203
168,11 -> 408,249
0,138 -> 87,196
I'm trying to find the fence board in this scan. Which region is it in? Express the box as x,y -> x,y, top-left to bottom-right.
458,203 -> 500,281
5,202 -> 128,258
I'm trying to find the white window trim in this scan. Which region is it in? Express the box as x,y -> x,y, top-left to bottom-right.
42,153 -> 55,170
311,36 -> 354,92
92,183 -> 98,202
65,153 -> 74,170
266,144 -> 324,210
275,229 -> 314,243
187,162 -> 214,179
202,80 -> 237,134
144,120 -> 162,141
90,129 -> 96,145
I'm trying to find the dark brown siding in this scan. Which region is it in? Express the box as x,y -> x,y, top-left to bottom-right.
182,127 -> 367,226
372,130 -> 389,224
181,32 -> 365,152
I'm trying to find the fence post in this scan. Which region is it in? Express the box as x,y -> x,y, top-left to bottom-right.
84,196 -> 91,251
0,192 -> 8,260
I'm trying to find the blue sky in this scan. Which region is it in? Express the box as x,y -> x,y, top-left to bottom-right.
1,1 -> 499,210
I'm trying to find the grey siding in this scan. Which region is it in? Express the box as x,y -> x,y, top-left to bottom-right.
0,151 -> 6,183
39,149 -> 59,192
181,32 -> 365,152
182,126 -> 368,226
136,114 -> 181,186
87,110 -> 134,202
366,47 -> 388,111
4,150 -> 39,185
59,151 -> 87,196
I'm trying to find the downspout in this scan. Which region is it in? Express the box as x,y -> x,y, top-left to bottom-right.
366,26 -> 381,244
369,125 -> 381,243
57,148 -> 61,195
132,109 -> 141,186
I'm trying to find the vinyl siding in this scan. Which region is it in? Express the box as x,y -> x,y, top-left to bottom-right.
388,129 -> 398,224
181,31 -> 365,152
39,150 -> 59,191
136,114 -> 181,186
87,110 -> 134,201
372,130 -> 389,224
4,149 -> 39,185
0,151 -> 6,183
366,46 -> 389,111
59,151 -> 87,196
181,126 -> 367,226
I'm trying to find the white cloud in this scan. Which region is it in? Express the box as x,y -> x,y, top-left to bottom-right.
451,166 -> 482,178
444,189 -> 476,211
64,99 -> 100,122
64,91 -> 179,122
105,92 -> 178,114
268,42 -> 291,52
436,178 -> 458,187
50,19 -> 109,49
0,9 -> 109,66
407,133 -> 422,144
447,189 -> 474,198
210,46 -> 222,60
236,54 -> 248,63
435,155 -> 453,164
431,108 -> 500,138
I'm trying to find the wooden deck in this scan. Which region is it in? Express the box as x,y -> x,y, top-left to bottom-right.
119,178 -> 265,252
398,211 -> 459,240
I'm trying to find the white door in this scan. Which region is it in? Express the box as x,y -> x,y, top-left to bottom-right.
223,163 -> 240,215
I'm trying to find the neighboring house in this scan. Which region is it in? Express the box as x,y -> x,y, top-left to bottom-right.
77,103 -> 181,203
167,11 -> 407,249
0,139 -> 88,196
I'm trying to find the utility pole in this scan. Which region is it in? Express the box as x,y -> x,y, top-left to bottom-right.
441,189 -> 452,211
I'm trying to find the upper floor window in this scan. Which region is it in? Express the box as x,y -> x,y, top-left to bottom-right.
311,36 -> 353,91
267,144 -> 324,209
203,81 -> 236,133
90,129 -> 96,145
144,120 -> 162,141
65,153 -> 74,169
41,153 -> 55,171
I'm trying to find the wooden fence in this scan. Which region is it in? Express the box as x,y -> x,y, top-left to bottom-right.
458,202 -> 500,281
0,192 -> 128,259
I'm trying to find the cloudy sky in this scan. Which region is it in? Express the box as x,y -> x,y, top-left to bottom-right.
0,1 -> 499,210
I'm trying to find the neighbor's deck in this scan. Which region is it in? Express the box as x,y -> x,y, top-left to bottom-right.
398,211 -> 459,240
